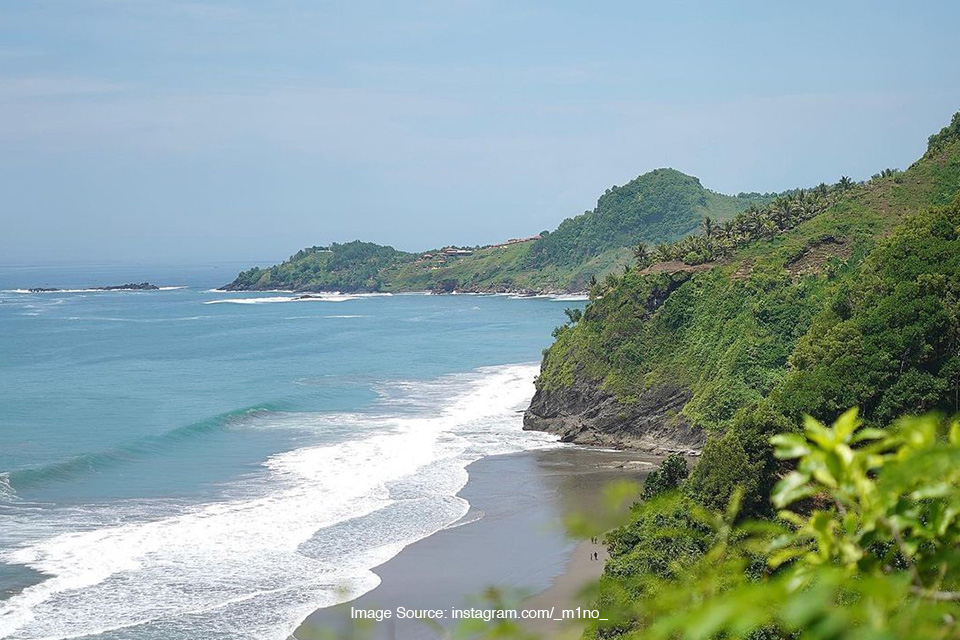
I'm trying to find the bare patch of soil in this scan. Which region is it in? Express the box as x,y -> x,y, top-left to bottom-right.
786,236 -> 852,278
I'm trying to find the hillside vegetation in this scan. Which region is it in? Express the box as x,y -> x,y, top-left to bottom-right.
220,241 -> 417,292
535,115 -> 960,439
523,111 -> 960,640
221,169 -> 770,293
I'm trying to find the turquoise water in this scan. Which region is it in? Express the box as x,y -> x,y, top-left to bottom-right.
0,264 -> 583,640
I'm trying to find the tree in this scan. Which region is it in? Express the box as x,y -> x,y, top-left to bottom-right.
685,433 -> 753,512
563,307 -> 583,324
641,453 -> 688,500
654,243 -> 672,262
702,216 -> 715,238
837,175 -> 854,191
613,410 -> 960,640
633,242 -> 650,267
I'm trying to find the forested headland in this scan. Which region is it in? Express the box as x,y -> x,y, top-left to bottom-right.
221,169 -> 773,294
521,109 -> 960,640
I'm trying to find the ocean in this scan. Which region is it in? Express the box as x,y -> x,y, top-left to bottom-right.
0,263 -> 585,640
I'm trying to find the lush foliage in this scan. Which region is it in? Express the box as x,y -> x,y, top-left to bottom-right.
529,169 -> 763,271
634,184 -> 841,267
640,453 -> 688,500
536,117 -> 960,436
598,410 -> 960,640
563,110 -> 960,640
774,196 -> 960,425
928,110 -> 960,158
223,241 -> 416,292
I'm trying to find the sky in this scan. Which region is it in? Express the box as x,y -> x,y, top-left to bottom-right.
2,0 -> 960,265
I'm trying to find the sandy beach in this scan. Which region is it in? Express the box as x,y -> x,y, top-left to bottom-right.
295,446 -> 658,640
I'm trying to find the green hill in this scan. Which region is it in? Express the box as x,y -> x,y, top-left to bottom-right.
525,109 -> 960,507
527,110 -> 960,640
529,168 -> 759,269
221,169 -> 770,293
220,241 -> 417,292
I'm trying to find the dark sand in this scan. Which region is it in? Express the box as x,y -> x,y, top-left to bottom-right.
295,447 -> 659,640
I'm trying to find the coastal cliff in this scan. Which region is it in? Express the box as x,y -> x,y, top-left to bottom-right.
523,374 -> 704,454
523,112 -> 960,457
523,270 -> 706,454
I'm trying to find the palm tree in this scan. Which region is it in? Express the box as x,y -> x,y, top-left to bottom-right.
838,176 -> 854,191
702,216 -> 714,238
772,197 -> 791,230
633,242 -> 649,264
734,215 -> 749,238
604,272 -> 620,290
761,218 -> 778,239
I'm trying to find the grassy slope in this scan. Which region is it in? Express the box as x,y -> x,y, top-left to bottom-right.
537,129 -> 960,433
223,170 -> 767,293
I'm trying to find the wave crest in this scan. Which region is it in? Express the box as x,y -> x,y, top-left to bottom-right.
1,405 -> 276,493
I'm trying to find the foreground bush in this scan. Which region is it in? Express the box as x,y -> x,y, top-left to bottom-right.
602,409 -> 960,640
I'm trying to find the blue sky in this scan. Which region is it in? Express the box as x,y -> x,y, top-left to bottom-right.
2,0 -> 959,264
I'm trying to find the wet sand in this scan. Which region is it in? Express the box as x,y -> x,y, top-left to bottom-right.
295,446 -> 658,640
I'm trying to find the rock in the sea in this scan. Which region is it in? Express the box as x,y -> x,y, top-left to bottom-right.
26,282 -> 160,292
97,283 -> 159,290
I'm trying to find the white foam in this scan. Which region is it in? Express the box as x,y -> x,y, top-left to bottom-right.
204,294 -> 360,305
205,289 -> 295,293
0,363 -> 559,640
504,292 -> 589,301
64,316 -> 208,323
0,472 -> 15,500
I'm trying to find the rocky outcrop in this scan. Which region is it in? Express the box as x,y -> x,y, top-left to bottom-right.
431,278 -> 459,294
97,283 -> 160,291
523,374 -> 705,455
27,282 -> 159,292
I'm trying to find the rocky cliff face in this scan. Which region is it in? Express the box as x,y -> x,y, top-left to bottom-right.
523,374 -> 704,455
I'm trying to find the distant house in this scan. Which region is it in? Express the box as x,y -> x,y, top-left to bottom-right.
491,234 -> 541,249
442,247 -> 473,256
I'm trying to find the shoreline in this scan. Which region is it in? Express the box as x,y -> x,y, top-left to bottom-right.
519,539 -> 610,639
295,446 -> 657,640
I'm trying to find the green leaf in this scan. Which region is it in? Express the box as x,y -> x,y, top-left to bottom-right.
771,433 -> 810,459
833,407 -> 861,441
773,472 -> 814,508
850,427 -> 886,444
